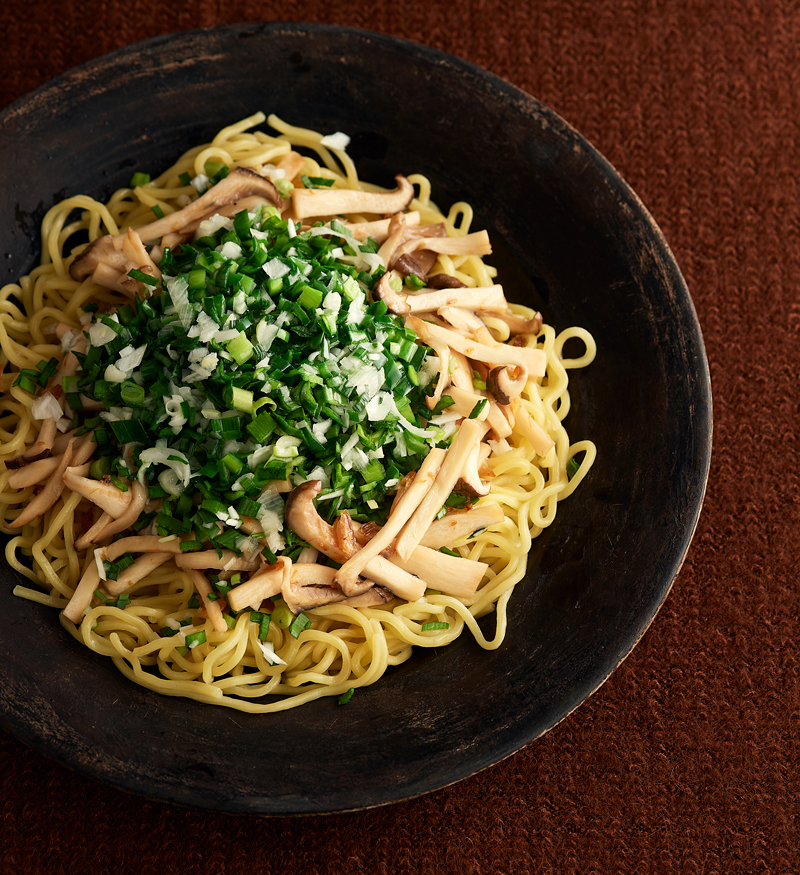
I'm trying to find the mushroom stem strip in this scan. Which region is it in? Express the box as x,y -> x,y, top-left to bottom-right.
407,285 -> 507,314
62,469 -> 132,518
419,502 -> 506,549
440,385 -> 490,421
104,552 -> 173,596
394,229 -> 492,260
394,418 -> 489,561
9,439 -> 75,528
392,546 -> 488,600
510,398 -> 556,456
103,536 -> 185,562
343,212 -> 421,242
283,563 -> 347,613
7,416 -> 58,468
7,454 -> 63,488
187,568 -> 229,634
92,479 -> 148,541
62,560 -> 101,624
292,175 -> 414,220
74,511 -> 114,551
284,481 -> 427,601
407,315 -> 547,377
227,558 -> 289,612
174,550 -> 260,572
334,448 -> 445,595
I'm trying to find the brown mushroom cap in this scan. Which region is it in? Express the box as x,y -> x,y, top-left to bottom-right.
394,253 -> 427,281
427,273 -> 467,290
486,364 -> 529,405
70,168 -> 282,281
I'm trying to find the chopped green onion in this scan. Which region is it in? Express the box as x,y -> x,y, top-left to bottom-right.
289,612 -> 311,638
421,622 -> 449,631
468,398 -> 488,419
12,374 -> 37,394
120,381 -> 146,407
127,268 -> 159,286
204,160 -> 226,178
273,602 -> 293,629
185,629 -> 206,649
250,610 -> 271,641
109,419 -> 149,444
130,172 -> 150,187
337,688 -> 355,705
180,540 -> 203,552
301,175 -> 335,188
226,331 -> 254,365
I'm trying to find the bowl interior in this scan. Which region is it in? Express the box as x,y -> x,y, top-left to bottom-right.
0,23 -> 711,814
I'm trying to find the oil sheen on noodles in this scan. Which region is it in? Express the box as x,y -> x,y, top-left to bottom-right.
0,113 -> 596,712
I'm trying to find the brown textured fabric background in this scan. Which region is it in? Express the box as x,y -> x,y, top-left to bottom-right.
1,1 -> 797,873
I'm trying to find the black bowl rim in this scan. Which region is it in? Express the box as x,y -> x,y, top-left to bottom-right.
0,21 -> 712,814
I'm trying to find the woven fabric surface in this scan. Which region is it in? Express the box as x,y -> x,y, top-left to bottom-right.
1,1 -> 797,873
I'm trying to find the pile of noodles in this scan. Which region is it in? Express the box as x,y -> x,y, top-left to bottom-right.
0,113 -> 596,712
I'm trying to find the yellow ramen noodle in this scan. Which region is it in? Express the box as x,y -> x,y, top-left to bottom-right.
0,113 -> 596,712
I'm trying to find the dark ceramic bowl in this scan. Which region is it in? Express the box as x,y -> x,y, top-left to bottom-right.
0,23 -> 711,814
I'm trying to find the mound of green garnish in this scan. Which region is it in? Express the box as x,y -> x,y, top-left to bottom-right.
70,204 -> 450,561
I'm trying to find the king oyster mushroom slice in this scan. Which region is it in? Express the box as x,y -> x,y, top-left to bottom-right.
227,558 -> 289,613
334,448 -> 445,596
486,364 -> 529,405
9,439 -> 75,528
70,168 -> 282,283
6,416 -> 59,469
439,385 -> 490,421
510,397 -> 556,456
187,568 -> 229,634
393,229 -> 492,262
407,315 -> 547,378
8,433 -> 94,487
282,564 -> 349,614
175,549 -> 260,572
292,174 -> 414,221
400,285 -> 508,316
392,545 -> 488,600
393,418 -> 489,561
342,211 -> 421,243
62,561 -> 101,624
452,441 -> 492,498
61,469 -> 133,518
104,551 -> 173,597
75,480 -> 148,549
346,516 -> 491,600
285,481 -> 426,602
485,398 -> 514,439
341,586 -> 393,608
382,220 -> 447,272
477,310 -> 543,336
419,502 -> 505,549
376,212 -> 408,267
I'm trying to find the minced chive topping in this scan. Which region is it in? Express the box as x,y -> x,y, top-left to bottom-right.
566,455 -> 581,481
421,621 -> 449,631
72,200 -> 454,562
